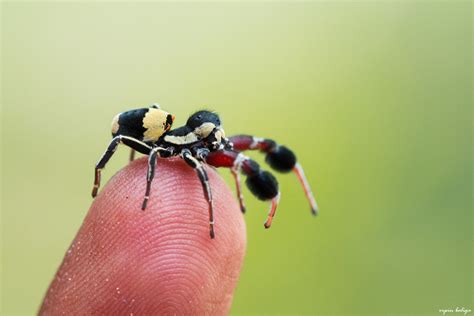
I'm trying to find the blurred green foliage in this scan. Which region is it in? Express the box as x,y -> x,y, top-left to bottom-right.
1,2 -> 472,315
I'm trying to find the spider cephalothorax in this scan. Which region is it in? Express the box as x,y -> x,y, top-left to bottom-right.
92,104 -> 318,239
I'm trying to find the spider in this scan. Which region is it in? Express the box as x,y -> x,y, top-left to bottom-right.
92,104 -> 319,239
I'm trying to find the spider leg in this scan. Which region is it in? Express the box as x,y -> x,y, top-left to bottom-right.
231,168 -> 246,214
206,150 -> 281,229
229,135 -> 318,215
129,149 -> 136,162
92,135 -> 152,197
141,146 -> 171,210
293,163 -> 318,215
230,154 -> 247,213
181,150 -> 215,239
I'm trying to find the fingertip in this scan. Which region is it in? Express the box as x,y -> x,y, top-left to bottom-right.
40,158 -> 246,315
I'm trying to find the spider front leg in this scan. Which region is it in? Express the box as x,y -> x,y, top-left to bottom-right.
206,150 -> 281,229
230,154 -> 247,213
229,135 -> 319,215
181,149 -> 215,239
92,135 -> 152,197
231,168 -> 246,214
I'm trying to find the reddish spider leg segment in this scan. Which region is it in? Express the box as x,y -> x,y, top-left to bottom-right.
229,135 -> 319,215
204,148 -> 247,213
230,135 -> 274,151
206,150 -> 280,228
293,163 -> 319,214
231,168 -> 246,213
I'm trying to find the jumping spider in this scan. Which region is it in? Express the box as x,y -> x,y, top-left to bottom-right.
92,104 -> 319,239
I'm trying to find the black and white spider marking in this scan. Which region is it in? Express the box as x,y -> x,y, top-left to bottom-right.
92,104 -> 319,239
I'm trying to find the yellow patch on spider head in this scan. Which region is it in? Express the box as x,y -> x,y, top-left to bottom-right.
213,127 -> 226,143
142,108 -> 170,141
194,122 -> 216,138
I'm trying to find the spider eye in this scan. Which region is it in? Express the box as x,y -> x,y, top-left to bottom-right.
197,115 -> 202,120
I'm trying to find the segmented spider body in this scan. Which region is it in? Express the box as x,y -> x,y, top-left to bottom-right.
92,104 -> 318,238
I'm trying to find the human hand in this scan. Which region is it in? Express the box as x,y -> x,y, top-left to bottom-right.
39,158 -> 246,315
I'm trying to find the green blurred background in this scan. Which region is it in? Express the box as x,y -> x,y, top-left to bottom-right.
1,2 -> 472,315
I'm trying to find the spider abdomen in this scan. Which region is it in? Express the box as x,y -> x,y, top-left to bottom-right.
111,106 -> 174,142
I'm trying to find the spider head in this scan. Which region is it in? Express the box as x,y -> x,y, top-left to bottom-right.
187,110 -> 228,150
187,110 -> 223,138
187,110 -> 220,129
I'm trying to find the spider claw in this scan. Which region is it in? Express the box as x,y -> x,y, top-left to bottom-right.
237,193 -> 246,214
141,197 -> 149,210
264,193 -> 280,229
231,160 -> 247,214
91,186 -> 98,198
92,169 -> 101,198
293,163 -> 319,216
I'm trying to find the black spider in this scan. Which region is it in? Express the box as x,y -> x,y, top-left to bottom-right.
92,104 -> 318,238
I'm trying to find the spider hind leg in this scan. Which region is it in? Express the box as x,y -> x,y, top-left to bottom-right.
92,135 -> 152,197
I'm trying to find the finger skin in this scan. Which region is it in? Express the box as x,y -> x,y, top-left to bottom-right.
39,157 -> 247,315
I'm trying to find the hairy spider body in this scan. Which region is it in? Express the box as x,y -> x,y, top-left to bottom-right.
92,104 -> 318,239
111,104 -> 174,143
